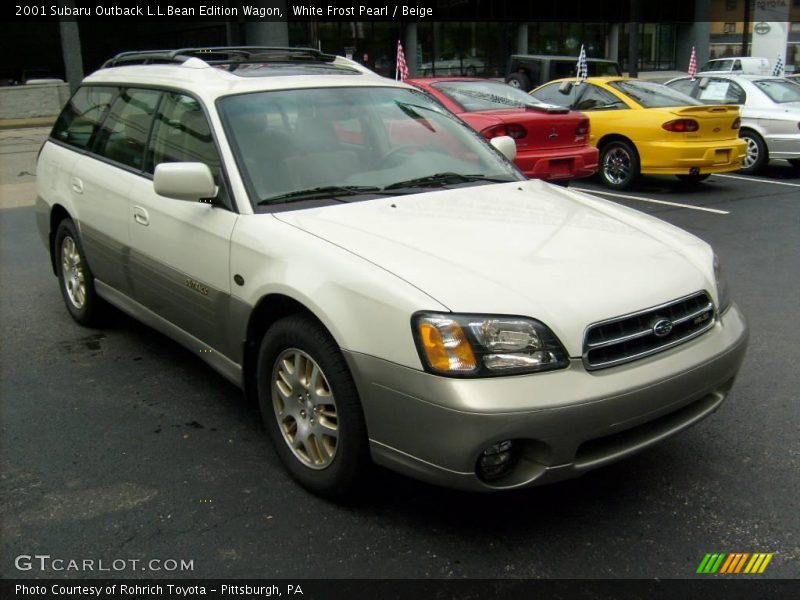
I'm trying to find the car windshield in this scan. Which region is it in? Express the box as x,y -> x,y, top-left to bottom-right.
753,79 -> 800,103
219,87 -> 522,207
432,80 -> 557,111
702,59 -> 734,72
608,80 -> 702,108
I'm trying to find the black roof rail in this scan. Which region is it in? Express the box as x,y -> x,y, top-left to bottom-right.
102,47 -> 338,69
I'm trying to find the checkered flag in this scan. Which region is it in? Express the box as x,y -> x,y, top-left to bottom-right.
688,46 -> 697,81
396,40 -> 409,81
773,54 -> 784,77
576,45 -> 588,84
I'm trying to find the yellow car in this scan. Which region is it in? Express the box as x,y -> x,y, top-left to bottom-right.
530,77 -> 746,189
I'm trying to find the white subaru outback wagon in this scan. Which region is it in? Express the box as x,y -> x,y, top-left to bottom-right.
36,47 -> 748,498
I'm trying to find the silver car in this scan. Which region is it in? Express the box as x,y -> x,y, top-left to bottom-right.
665,74 -> 800,173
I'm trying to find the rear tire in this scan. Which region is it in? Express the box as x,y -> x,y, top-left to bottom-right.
599,140 -> 640,190
54,219 -> 105,326
256,315 -> 370,499
506,73 -> 532,91
739,130 -> 767,174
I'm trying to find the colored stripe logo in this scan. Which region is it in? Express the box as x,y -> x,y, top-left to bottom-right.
696,553 -> 773,574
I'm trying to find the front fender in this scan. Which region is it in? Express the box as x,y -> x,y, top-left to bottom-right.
230,213 -> 448,370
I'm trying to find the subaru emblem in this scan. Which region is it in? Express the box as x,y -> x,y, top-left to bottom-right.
652,318 -> 673,337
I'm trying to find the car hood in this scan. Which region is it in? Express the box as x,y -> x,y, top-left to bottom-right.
273,180 -> 715,356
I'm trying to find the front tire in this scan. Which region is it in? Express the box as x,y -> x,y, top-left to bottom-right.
599,140 -> 640,190
256,316 -> 370,499
739,130 -> 767,174
55,219 -> 104,326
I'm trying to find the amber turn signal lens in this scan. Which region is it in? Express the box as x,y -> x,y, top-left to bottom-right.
418,320 -> 477,373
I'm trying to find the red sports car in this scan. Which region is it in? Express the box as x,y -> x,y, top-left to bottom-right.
406,77 -> 599,183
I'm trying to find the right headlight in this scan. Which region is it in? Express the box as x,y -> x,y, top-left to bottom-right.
713,253 -> 731,314
412,312 -> 570,377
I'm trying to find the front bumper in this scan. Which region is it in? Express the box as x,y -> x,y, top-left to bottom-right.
345,304 -> 748,491
638,138 -> 746,175
516,145 -> 599,181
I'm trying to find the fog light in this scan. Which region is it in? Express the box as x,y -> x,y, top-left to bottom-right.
689,167 -> 700,175
477,440 -> 516,481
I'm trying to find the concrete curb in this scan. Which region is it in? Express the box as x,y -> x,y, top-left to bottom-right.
0,116 -> 56,130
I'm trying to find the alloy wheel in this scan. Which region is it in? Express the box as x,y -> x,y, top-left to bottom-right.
743,136 -> 759,169
603,146 -> 632,185
272,348 -> 339,469
61,236 -> 86,309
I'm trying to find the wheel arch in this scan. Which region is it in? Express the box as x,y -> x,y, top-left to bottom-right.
597,133 -> 638,154
48,204 -> 72,275
242,293 -> 338,404
739,126 -> 767,146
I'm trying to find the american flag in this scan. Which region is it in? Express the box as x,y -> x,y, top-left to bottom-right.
576,45 -> 588,84
688,46 -> 697,80
396,40 -> 409,81
773,54 -> 784,77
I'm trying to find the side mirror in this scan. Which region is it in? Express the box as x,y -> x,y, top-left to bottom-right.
153,162 -> 217,202
558,81 -> 574,95
698,77 -> 710,90
490,135 -> 516,161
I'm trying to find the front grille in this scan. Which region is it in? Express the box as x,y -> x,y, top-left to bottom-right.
583,292 -> 715,371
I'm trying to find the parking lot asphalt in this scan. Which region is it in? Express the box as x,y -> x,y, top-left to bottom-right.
1,128 -> 798,579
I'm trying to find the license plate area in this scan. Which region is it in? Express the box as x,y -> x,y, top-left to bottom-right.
714,149 -> 731,164
550,159 -> 573,177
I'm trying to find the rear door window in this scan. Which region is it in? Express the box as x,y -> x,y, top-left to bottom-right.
51,86 -> 116,150
94,88 -> 161,170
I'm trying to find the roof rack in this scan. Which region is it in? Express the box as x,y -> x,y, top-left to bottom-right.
102,47 -> 338,69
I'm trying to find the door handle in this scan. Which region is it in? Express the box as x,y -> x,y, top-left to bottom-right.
132,205 -> 149,226
71,177 -> 84,195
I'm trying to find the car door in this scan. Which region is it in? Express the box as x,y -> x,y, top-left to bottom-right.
73,86 -> 159,296
567,84 -> 630,147
128,91 -> 239,358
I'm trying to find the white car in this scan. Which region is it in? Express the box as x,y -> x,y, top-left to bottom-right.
36,47 -> 748,498
666,74 -> 800,173
698,57 -> 772,76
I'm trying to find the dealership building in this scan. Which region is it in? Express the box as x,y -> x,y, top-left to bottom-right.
3,0 -> 799,90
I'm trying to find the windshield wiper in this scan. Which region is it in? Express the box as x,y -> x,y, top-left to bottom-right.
258,185 -> 384,205
383,172 -> 513,191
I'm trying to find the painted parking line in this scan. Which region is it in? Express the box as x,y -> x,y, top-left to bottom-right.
712,173 -> 800,188
572,187 -> 730,215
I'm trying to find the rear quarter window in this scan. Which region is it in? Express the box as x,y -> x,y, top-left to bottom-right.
51,86 -> 116,150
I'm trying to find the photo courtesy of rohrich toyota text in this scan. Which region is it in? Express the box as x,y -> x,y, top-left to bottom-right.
0,0 -> 798,598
